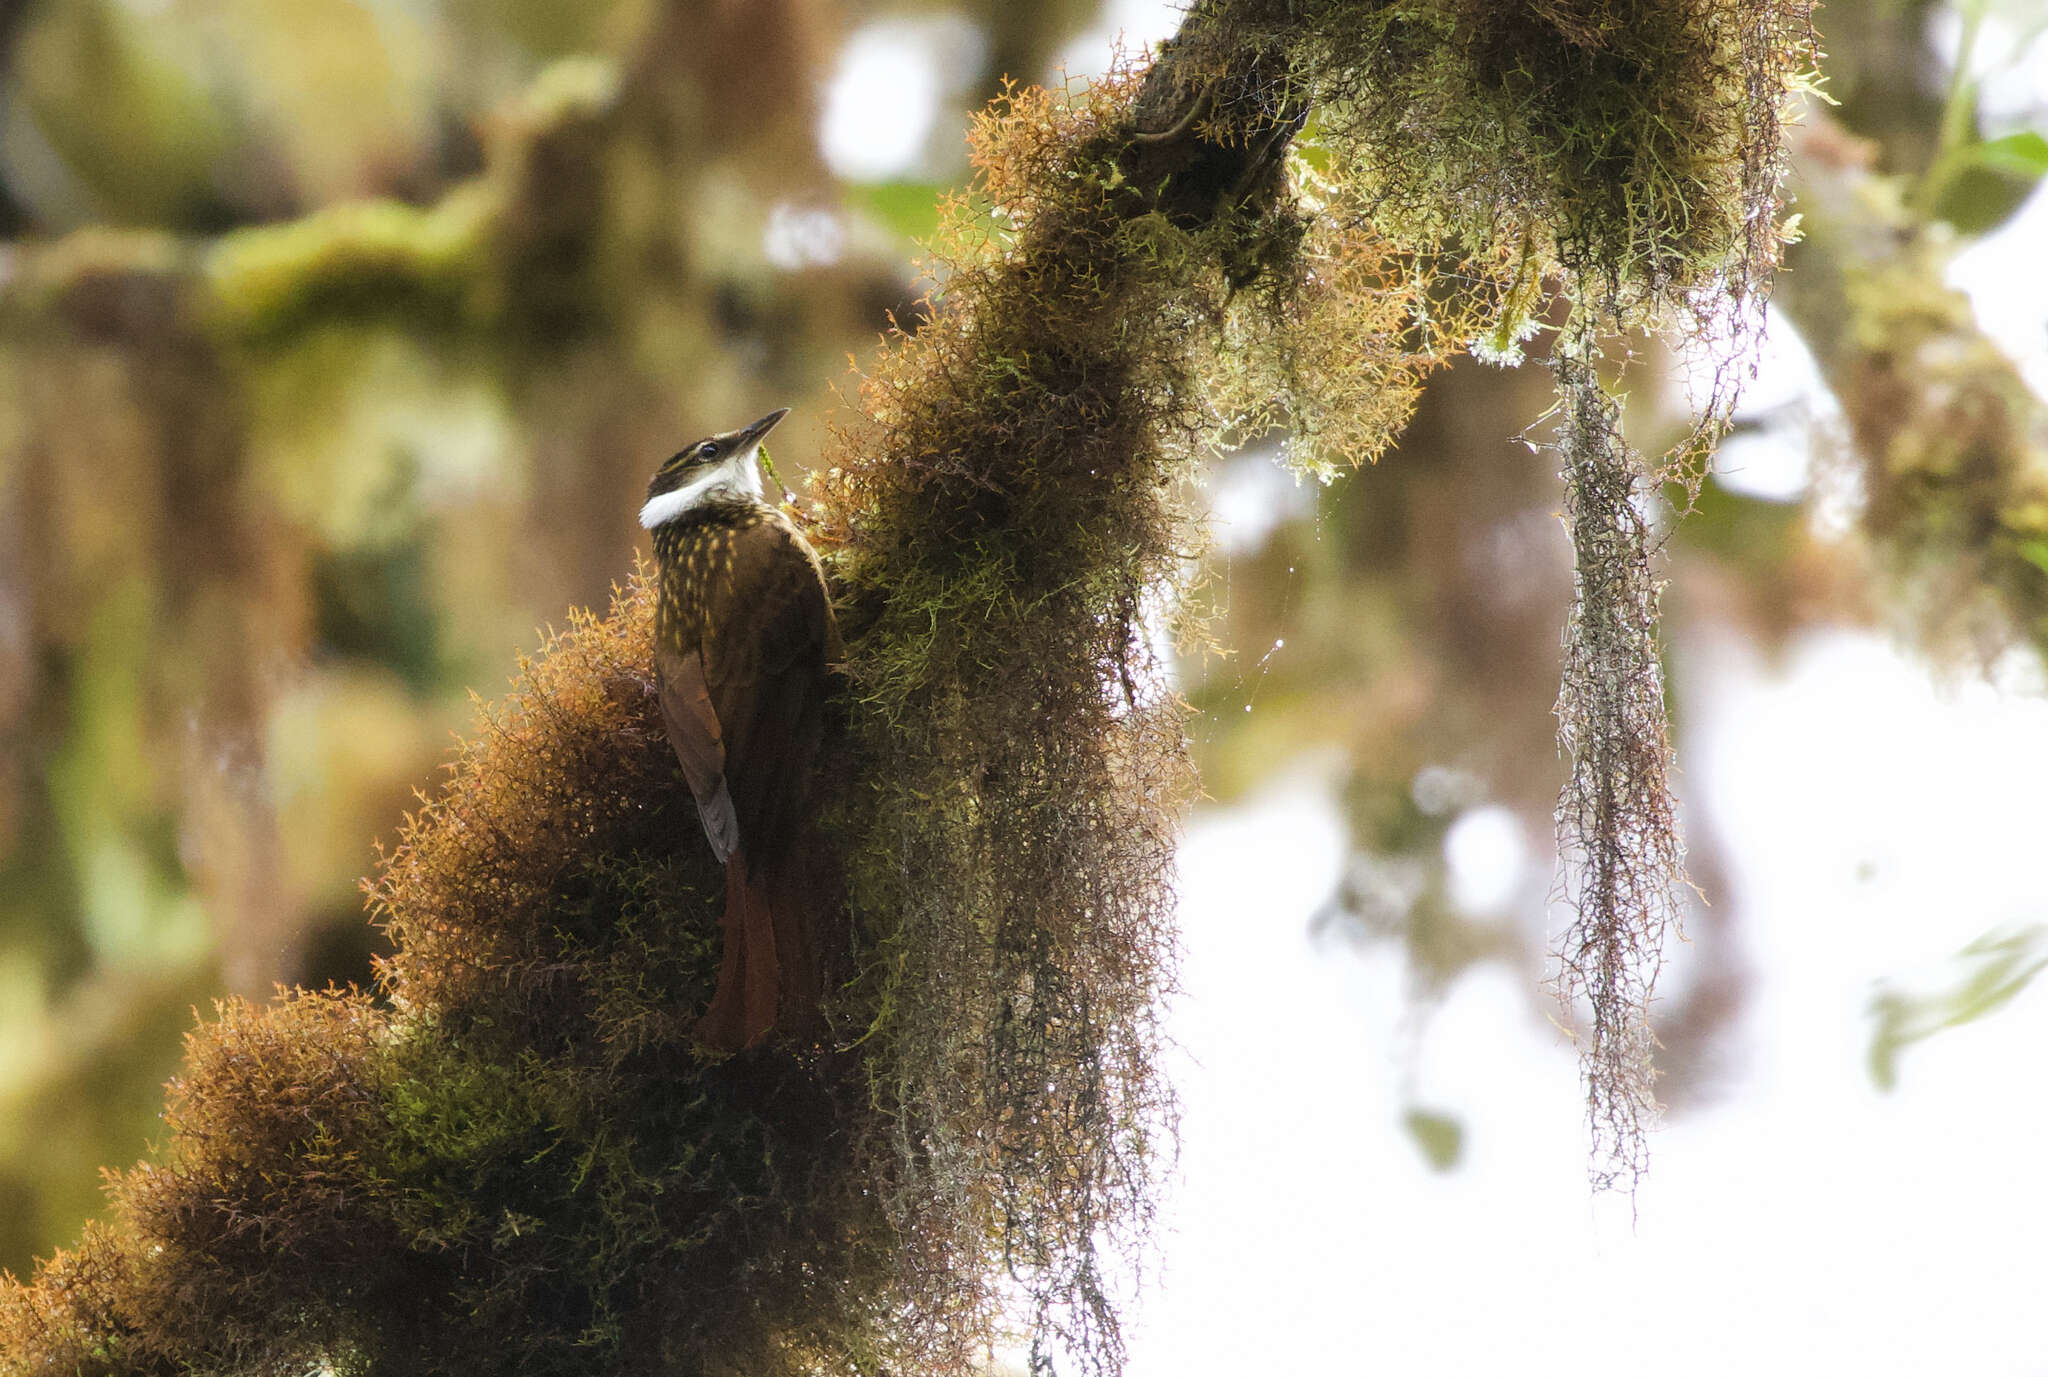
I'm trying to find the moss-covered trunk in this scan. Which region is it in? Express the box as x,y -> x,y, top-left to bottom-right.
1,0 -> 1824,1371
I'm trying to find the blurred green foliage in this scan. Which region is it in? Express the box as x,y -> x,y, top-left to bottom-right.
1868,926 -> 2048,1092
1402,1109 -> 1466,1173
848,179 -> 951,247
0,0 -> 2042,1334
0,0 -> 1176,1295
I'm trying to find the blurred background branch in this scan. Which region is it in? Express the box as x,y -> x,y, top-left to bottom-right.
0,1 -> 2044,1350
0,0 -> 959,1273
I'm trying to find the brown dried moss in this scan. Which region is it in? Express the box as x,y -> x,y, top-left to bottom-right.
0,0 -> 1819,1368
810,66 -> 1443,1370
1,590 -> 892,1377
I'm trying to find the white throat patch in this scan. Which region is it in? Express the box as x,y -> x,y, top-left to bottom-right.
639,445 -> 766,529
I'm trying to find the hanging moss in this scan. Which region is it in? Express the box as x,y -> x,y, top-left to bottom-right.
799,40 -> 1495,1359
1,0 -> 1818,1366
1548,338 -> 1687,1195
1280,0 -> 1809,1184
1117,0 -> 1807,1188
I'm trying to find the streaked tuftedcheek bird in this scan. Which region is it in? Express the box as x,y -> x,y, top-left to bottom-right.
641,407 -> 843,1052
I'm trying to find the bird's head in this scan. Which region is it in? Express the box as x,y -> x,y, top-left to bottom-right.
640,407 -> 789,530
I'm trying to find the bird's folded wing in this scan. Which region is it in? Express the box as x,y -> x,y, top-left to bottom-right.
707,520 -> 841,869
656,644 -> 741,863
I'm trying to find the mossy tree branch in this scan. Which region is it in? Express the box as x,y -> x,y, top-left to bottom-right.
1776,115 -> 2048,658
0,0 -> 1825,1370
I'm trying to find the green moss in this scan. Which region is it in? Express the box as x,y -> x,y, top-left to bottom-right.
1300,0 -> 1811,307
0,0 -> 1818,1364
199,55 -> 622,348
0,588 -> 896,1377
1839,244 -> 2048,654
205,189 -> 501,344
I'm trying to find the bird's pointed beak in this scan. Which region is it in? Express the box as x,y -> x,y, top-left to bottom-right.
738,408 -> 791,445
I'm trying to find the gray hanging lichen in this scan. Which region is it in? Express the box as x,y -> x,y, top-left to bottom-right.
0,0 -> 1817,1372
1549,337 -> 1690,1195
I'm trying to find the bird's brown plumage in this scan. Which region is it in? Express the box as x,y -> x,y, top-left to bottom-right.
651,496 -> 842,1052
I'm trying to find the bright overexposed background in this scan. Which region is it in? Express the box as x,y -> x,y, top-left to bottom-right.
1142,627 -> 2048,1376
4,0 -> 2046,1369
994,10 -> 2045,1372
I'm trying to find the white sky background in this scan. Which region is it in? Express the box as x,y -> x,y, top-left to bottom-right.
1144,635 -> 2048,1376
819,8 -> 2048,1372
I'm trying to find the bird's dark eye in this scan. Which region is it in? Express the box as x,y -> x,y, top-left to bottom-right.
695,442 -> 717,461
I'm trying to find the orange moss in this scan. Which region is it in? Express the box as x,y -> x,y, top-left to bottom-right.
1,0 -> 1817,1365
2,586 -> 892,1377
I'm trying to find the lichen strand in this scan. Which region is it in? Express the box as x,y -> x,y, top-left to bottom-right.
1549,342 -> 1687,1194
0,587 -> 896,1377
0,0 -> 1818,1363
1255,0 -> 1806,1175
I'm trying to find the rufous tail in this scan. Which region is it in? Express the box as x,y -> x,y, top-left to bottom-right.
694,851 -> 826,1053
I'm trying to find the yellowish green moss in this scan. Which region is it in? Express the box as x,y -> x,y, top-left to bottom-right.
0,0 -> 1817,1367
205,188 -> 502,342
1842,247 -> 2048,653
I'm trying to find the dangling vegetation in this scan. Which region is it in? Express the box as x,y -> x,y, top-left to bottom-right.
1261,0 -> 1815,1185
808,62 -> 1451,1368
1548,333 -> 1689,1194
1,0 -> 1815,1370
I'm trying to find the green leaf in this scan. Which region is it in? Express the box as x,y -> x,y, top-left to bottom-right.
1867,924 -> 2048,1091
850,181 -> 947,245
1401,1107 -> 1465,1171
1930,131 -> 2048,234
1968,130 -> 2048,179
